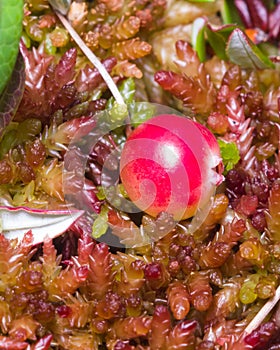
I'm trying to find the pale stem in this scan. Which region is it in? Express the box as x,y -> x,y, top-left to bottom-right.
244,284 -> 280,335
52,9 -> 125,106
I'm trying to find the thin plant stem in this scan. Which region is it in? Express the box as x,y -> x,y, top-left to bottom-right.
244,284 -> 280,335
51,7 -> 126,106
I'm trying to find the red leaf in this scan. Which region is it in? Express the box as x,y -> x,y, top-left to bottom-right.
32,335 -> 53,350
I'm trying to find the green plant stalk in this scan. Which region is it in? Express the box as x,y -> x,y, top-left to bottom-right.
0,0 -> 24,96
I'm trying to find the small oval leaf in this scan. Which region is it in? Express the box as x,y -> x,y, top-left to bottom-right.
226,28 -> 274,69
92,206 -> 109,239
206,23 -> 237,60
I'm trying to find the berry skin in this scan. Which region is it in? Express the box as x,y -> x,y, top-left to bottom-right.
120,114 -> 223,221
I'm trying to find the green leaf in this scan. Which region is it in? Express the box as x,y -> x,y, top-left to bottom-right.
0,53 -> 25,140
106,78 -> 135,111
119,78 -> 135,104
92,206 -> 109,239
226,28 -> 275,69
109,102 -> 128,123
205,23 -> 237,60
96,186 -> 106,201
218,139 -> 240,173
0,0 -> 24,95
129,101 -> 156,126
220,0 -> 244,25
192,18 -> 206,61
